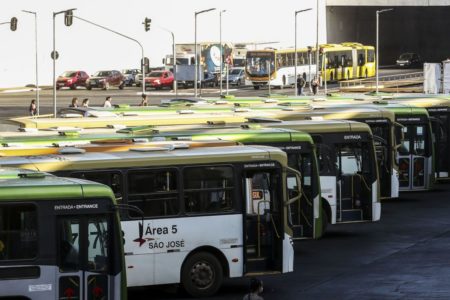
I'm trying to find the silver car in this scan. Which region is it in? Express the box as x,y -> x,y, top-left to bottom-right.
222,67 -> 245,86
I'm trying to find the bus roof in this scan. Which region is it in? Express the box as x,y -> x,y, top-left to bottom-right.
255,119 -> 373,135
275,106 -> 396,123
0,168 -> 114,201
0,145 -> 288,173
150,127 -> 315,145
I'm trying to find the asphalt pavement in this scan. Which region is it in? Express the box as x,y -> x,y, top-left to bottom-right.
130,184 -> 450,299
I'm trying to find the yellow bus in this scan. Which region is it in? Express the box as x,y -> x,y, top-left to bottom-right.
321,43 -> 376,81
245,43 -> 376,89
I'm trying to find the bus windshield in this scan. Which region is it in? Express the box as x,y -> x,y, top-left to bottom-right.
246,51 -> 275,77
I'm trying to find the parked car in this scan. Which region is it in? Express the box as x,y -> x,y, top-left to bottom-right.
56,71 -> 89,90
144,70 -> 174,90
221,67 -> 245,86
201,72 -> 218,88
396,53 -> 422,68
122,69 -> 141,86
86,70 -> 124,90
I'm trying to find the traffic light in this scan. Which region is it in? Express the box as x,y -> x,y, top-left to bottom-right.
144,18 -> 151,32
64,10 -> 73,27
10,17 -> 17,31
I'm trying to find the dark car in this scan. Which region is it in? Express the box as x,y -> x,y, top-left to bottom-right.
201,72 -> 218,88
396,53 -> 422,68
122,69 -> 141,86
86,70 -> 125,90
56,71 -> 89,90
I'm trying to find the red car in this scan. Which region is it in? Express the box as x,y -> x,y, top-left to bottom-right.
145,70 -> 174,90
56,71 -> 89,90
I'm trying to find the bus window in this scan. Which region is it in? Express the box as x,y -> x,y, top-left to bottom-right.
0,204 -> 37,261
87,216 -> 109,273
399,126 -> 410,155
184,166 -> 235,214
367,50 -> 375,63
127,169 -> 179,217
59,218 -> 80,271
316,144 -> 336,176
72,171 -> 123,202
358,51 -> 365,66
412,125 -> 426,156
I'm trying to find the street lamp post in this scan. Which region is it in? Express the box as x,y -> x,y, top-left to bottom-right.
53,8 -> 76,118
22,10 -> 39,115
376,8 -> 393,94
145,22 -> 177,98
219,9 -> 226,97
294,8 -> 312,96
194,8 -> 216,98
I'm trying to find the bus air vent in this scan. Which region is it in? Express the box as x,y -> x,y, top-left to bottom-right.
58,147 -> 86,155
18,172 -> 46,179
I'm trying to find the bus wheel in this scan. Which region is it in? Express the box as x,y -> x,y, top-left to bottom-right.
347,71 -> 350,80
330,72 -> 334,82
365,70 -> 368,78
282,75 -> 286,86
253,85 -> 260,90
182,252 -> 223,297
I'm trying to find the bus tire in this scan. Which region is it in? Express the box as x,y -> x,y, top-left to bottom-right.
253,85 -> 260,90
347,71 -> 350,80
321,199 -> 331,234
330,72 -> 334,82
282,75 -> 286,86
365,70 -> 368,78
181,252 -> 223,297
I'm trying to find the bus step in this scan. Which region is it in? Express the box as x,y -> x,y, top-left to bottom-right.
246,257 -> 269,272
340,209 -> 363,222
246,245 -> 257,255
291,224 -> 303,237
339,198 -> 355,210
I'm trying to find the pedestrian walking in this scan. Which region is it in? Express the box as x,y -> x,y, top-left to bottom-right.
29,99 -> 37,116
69,97 -> 78,108
103,96 -> 112,108
242,278 -> 264,300
297,75 -> 306,96
139,93 -> 148,106
311,76 -> 319,95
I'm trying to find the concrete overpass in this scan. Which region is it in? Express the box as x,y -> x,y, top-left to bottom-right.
325,0 -> 450,64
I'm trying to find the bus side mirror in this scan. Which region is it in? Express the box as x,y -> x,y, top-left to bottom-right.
285,167 -> 302,206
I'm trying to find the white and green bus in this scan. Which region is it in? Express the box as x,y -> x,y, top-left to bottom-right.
0,145 -> 299,297
0,168 -> 127,299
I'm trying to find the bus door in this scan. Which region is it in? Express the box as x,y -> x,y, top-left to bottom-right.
57,214 -> 114,300
244,166 -> 285,274
286,150 -> 316,239
336,142 -> 373,222
397,124 -> 429,190
429,110 -> 450,179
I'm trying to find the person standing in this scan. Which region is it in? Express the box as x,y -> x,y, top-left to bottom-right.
81,98 -> 89,107
297,75 -> 306,96
311,76 -> 319,95
69,97 -> 78,108
103,96 -> 112,108
139,93 -> 148,106
29,99 -> 37,116
243,278 -> 264,300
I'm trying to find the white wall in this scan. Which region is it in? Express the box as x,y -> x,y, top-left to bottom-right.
0,0 -> 327,88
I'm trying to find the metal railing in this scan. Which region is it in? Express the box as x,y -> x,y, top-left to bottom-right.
339,71 -> 423,92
